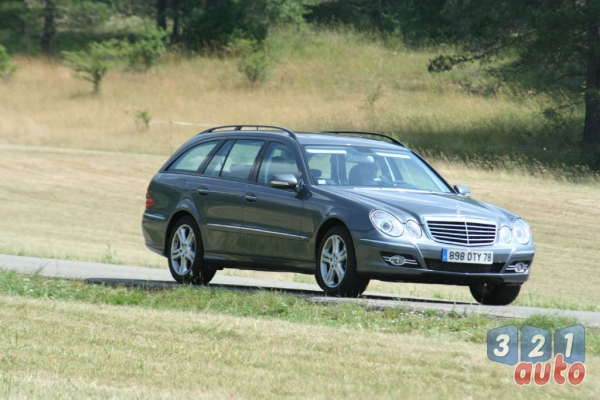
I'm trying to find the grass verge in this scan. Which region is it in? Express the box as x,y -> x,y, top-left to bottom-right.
1,269 -> 599,398
1,269 -> 598,354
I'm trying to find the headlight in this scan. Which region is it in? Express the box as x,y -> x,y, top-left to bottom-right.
498,226 -> 512,244
512,219 -> 532,245
370,210 -> 404,237
406,220 -> 422,238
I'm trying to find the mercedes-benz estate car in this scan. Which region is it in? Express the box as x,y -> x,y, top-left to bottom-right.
142,125 -> 534,305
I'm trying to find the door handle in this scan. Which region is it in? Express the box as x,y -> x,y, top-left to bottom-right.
197,186 -> 209,195
244,193 -> 257,202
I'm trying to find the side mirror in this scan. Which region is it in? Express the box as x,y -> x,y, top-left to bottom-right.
454,184 -> 471,197
271,174 -> 303,192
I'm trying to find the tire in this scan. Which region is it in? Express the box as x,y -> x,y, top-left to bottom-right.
315,226 -> 369,297
167,216 -> 216,285
469,283 -> 521,305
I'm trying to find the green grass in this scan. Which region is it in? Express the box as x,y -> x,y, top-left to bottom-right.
1,269 -> 597,356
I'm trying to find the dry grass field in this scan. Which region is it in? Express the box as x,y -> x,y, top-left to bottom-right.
1,29 -> 599,397
1,29 -> 551,156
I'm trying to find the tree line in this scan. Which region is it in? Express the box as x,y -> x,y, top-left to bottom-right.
1,0 -> 599,152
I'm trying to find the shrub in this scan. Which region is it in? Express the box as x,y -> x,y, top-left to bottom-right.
234,38 -> 271,83
127,27 -> 169,72
133,109 -> 152,131
0,44 -> 17,80
62,39 -> 127,94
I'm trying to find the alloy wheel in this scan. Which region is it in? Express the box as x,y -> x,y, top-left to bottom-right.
170,224 -> 196,276
319,234 -> 347,288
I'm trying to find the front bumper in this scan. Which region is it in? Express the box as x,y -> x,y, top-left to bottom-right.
354,233 -> 534,286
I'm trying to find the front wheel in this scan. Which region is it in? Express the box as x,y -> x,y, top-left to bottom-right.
315,226 -> 369,297
167,216 -> 216,285
469,283 -> 521,305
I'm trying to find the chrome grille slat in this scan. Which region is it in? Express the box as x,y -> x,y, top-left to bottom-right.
426,220 -> 496,246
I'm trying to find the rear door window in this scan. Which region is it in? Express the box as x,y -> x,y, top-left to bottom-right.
211,139 -> 265,181
167,140 -> 219,173
204,140 -> 234,177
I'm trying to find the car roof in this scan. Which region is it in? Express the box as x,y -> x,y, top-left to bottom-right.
295,132 -> 403,149
193,125 -> 409,151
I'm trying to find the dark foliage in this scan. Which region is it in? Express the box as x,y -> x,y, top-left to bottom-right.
306,0 -> 454,45
426,0 -> 600,161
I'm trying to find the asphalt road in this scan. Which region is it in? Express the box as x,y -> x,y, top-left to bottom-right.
1,254 -> 599,327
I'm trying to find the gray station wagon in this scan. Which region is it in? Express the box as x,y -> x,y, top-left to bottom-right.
142,125 -> 534,305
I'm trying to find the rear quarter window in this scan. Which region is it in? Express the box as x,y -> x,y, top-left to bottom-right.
166,141 -> 219,173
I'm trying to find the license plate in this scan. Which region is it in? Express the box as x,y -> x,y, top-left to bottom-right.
442,248 -> 493,264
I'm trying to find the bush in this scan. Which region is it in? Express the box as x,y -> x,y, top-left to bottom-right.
0,44 -> 17,80
234,39 -> 271,83
127,27 -> 169,72
62,39 -> 128,93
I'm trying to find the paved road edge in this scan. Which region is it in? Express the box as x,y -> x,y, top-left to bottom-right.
1,254 -> 599,328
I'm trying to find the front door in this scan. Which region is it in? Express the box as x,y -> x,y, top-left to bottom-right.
242,141 -> 304,260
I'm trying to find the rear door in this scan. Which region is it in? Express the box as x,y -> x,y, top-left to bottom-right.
190,139 -> 265,255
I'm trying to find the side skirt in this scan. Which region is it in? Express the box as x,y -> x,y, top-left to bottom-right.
204,252 -> 315,274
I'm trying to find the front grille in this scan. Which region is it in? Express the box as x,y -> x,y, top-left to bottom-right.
425,259 -> 504,273
426,220 -> 497,246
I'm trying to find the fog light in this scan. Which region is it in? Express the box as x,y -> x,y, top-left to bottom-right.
514,262 -> 528,273
388,255 -> 406,266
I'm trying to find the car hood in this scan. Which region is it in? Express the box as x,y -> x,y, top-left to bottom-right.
326,187 -> 517,223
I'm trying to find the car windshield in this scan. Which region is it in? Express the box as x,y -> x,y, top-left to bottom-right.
304,145 -> 452,193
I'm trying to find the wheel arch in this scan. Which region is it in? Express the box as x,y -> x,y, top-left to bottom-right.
164,210 -> 200,253
314,217 -> 352,260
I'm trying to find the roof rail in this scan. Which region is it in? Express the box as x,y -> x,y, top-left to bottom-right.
200,125 -> 297,140
320,130 -> 405,147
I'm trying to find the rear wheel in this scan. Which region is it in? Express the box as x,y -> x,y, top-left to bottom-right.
168,216 -> 215,285
315,226 -> 369,297
469,283 -> 521,305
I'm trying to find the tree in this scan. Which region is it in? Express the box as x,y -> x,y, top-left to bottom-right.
0,0 -> 29,40
1,0 -> 114,54
305,0 -> 452,44
62,39 -> 126,93
178,0 -> 308,50
40,0 -> 55,53
584,24 -> 600,146
156,0 -> 167,30
427,0 -> 600,150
